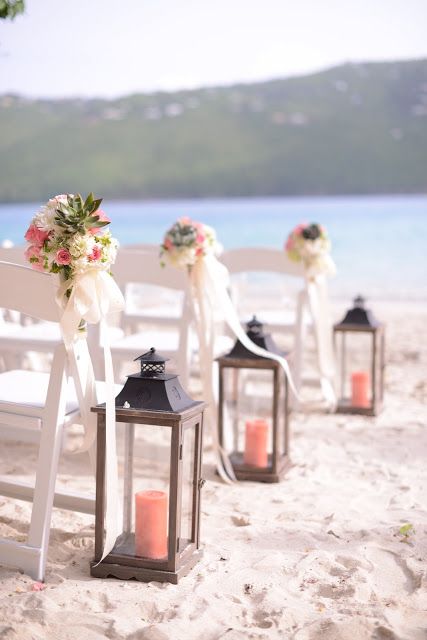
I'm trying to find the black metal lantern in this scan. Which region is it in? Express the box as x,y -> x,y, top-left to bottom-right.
334,296 -> 385,416
217,317 -> 291,483
90,348 -> 206,584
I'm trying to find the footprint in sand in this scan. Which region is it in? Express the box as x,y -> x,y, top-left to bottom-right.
365,547 -> 420,596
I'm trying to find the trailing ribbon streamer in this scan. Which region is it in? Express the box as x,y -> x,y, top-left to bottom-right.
189,261 -> 236,483
306,275 -> 337,410
189,254 -> 300,481
56,269 -> 124,561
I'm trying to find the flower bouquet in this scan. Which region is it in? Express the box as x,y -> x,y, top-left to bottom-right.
24,193 -> 118,281
160,216 -> 217,269
285,222 -> 336,278
24,193 -> 123,340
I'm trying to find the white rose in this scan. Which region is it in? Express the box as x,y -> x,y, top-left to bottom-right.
69,234 -> 95,259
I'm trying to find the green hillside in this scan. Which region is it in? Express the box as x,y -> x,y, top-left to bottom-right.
0,59 -> 426,201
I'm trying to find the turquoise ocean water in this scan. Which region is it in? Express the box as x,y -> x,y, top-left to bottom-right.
1,195 -> 426,301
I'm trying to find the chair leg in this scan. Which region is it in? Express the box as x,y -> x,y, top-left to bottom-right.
26,346 -> 69,581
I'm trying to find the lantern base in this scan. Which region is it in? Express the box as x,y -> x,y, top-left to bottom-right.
228,452 -> 291,483
336,399 -> 380,416
90,548 -> 203,584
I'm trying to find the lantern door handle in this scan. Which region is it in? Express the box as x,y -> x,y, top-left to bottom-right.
198,478 -> 206,490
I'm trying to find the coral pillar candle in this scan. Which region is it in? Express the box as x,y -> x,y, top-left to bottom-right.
244,419 -> 268,467
135,490 -> 168,559
351,371 -> 370,408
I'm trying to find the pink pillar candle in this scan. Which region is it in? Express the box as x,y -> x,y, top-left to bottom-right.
244,419 -> 268,467
135,490 -> 168,559
351,371 -> 370,408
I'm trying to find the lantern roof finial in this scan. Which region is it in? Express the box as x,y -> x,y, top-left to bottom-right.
134,348 -> 170,365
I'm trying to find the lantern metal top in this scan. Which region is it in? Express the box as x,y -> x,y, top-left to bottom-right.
219,315 -> 283,361
335,295 -> 381,330
94,346 -> 201,414
134,348 -> 169,378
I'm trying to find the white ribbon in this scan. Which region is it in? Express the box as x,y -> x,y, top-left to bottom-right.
306,275 -> 337,410
56,268 -> 124,561
188,254 -> 299,481
189,260 -> 236,483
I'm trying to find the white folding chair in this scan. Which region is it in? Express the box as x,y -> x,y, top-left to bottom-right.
220,248 -> 309,395
0,261 -> 96,581
91,250 -> 193,387
0,247 -> 62,371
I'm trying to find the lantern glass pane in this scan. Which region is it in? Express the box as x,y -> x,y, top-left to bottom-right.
336,330 -> 373,407
222,366 -> 274,468
179,424 -> 196,553
114,423 -> 172,562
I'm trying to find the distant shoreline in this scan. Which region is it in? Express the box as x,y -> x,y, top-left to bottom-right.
1,192 -> 426,206
2,60 -> 427,200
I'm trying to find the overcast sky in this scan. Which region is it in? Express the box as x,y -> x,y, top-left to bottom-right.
1,0 -> 426,98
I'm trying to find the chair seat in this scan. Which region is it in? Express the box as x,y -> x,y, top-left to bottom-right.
0,321 -> 61,350
0,370 -> 79,418
0,369 -> 121,419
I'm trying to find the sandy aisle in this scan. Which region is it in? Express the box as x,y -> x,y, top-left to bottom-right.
0,301 -> 426,640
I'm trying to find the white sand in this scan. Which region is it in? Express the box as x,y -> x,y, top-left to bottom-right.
0,301 -> 426,640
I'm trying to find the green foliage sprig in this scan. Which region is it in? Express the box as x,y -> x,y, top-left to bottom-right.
0,0 -> 25,20
55,193 -> 110,236
398,523 -> 414,541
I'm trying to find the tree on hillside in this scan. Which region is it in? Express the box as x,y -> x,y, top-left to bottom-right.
0,0 -> 24,20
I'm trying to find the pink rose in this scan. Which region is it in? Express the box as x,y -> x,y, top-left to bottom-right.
30,259 -> 45,272
24,245 -> 45,271
163,237 -> 173,250
25,245 -> 41,261
24,223 -> 49,247
285,236 -> 294,251
178,216 -> 191,225
88,210 -> 111,235
88,245 -> 102,262
195,247 -> 204,257
196,232 -> 205,244
55,248 -> 71,265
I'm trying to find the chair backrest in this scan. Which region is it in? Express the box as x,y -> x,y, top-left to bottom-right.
0,261 -> 60,323
0,246 -> 27,266
219,248 -> 308,337
113,249 -> 189,291
220,247 -> 305,278
0,260 -> 98,429
120,243 -> 160,253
